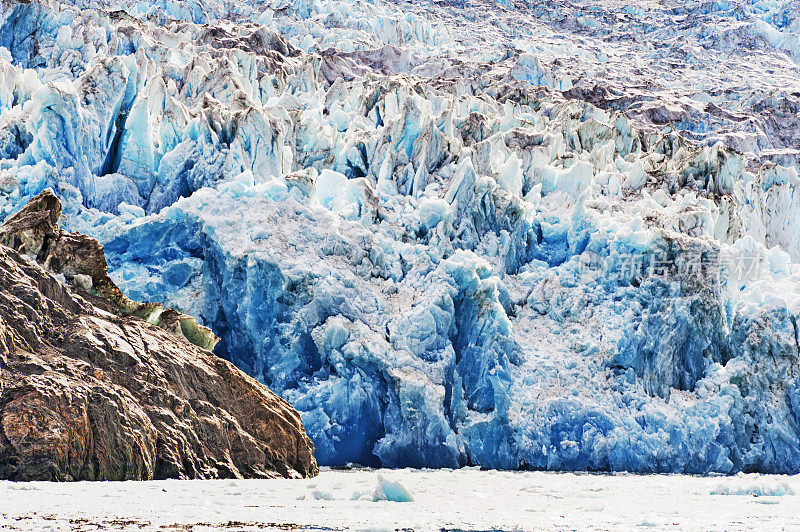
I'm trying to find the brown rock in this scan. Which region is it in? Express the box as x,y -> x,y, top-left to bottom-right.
0,189 -> 217,350
0,192 -> 318,480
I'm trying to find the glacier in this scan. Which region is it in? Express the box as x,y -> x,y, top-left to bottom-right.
0,0 -> 799,473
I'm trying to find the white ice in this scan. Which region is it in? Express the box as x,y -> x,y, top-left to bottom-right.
2,469 -> 800,530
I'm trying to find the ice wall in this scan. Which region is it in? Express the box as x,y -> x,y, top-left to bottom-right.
1,0 -> 799,472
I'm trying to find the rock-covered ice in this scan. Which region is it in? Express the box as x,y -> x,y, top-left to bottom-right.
0,0 -> 799,473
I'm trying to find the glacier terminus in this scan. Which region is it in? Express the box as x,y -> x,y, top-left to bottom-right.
1,0 -> 800,474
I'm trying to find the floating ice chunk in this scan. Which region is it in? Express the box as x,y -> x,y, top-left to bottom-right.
711,480 -> 795,497
350,475 -> 415,502
312,488 -> 335,500
372,475 -> 414,502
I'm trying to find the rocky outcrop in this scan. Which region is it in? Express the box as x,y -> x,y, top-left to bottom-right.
0,189 -> 219,351
0,191 -> 318,480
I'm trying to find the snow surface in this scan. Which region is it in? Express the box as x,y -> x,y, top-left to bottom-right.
2,469 -> 800,530
1,0 -> 800,473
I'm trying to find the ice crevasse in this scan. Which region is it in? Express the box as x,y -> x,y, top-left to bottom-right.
1,0 -> 800,473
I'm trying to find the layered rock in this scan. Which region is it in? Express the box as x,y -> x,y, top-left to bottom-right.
0,192 -> 318,480
0,189 -> 219,350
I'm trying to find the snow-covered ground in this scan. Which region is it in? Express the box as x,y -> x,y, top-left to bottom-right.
2,469 -> 800,530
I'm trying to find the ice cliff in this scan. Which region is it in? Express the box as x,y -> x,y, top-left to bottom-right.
0,0 -> 799,473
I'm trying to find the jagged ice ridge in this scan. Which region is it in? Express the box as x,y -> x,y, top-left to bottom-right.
1,0 -> 800,472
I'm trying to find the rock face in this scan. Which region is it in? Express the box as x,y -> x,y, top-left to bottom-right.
0,189 -> 219,351
0,192 -> 318,481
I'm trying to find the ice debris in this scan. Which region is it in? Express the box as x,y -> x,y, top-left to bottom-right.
351,475 -> 414,502
711,479 -> 796,497
371,476 -> 415,503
